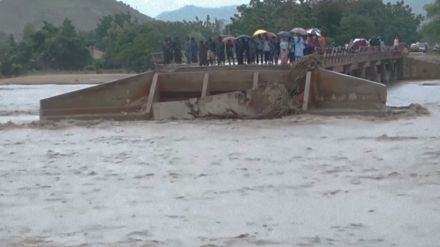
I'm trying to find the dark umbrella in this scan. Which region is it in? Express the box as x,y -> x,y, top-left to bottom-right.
236,34 -> 251,40
277,31 -> 292,38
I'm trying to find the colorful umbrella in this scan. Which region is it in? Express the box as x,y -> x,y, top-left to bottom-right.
265,32 -> 277,39
353,38 -> 368,47
290,27 -> 307,36
222,36 -> 236,43
253,29 -> 268,37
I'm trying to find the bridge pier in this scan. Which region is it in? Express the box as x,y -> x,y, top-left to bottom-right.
384,64 -> 392,84
373,65 -> 382,83
360,66 -> 367,79
392,60 -> 402,81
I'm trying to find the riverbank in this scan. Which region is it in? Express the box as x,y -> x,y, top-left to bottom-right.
0,73 -> 135,85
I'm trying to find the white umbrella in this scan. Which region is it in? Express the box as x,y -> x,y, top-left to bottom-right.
353,38 -> 367,43
290,27 -> 307,36
307,28 -> 321,36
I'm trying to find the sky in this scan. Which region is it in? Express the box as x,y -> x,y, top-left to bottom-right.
118,0 -> 248,17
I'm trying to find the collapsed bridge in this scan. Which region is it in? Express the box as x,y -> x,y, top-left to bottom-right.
40,47 -> 429,121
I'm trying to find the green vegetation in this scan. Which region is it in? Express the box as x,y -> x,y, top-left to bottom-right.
230,0 -> 422,45
422,0 -> 440,43
0,19 -> 91,76
0,0 -> 426,77
92,14 -> 219,72
0,13 -> 219,76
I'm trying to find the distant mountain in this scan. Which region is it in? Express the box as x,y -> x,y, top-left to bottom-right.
0,0 -> 152,37
385,0 -> 434,15
156,5 -> 238,22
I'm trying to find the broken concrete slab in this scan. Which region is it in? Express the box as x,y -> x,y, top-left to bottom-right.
152,83 -> 292,121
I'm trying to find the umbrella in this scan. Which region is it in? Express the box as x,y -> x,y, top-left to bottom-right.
253,29 -> 268,37
307,28 -> 321,36
236,34 -> 251,40
353,38 -> 368,47
353,38 -> 367,43
265,32 -> 277,39
290,27 -> 307,36
277,31 -> 292,38
222,36 -> 236,43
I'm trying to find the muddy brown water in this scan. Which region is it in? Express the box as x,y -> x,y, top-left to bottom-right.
0,80 -> 440,247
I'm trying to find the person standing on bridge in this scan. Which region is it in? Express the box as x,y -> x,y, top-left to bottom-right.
226,40 -> 235,65
280,37 -> 289,65
318,35 -> 326,55
393,35 -> 400,50
163,37 -> 173,64
249,39 -> 257,64
173,37 -> 182,64
263,36 -> 271,64
255,35 -> 264,64
305,35 -> 314,56
289,36 -> 296,63
271,37 -> 280,65
294,35 -> 305,60
199,40 -> 208,66
236,39 -> 244,65
184,37 -> 192,64
215,36 -> 225,65
190,37 -> 198,64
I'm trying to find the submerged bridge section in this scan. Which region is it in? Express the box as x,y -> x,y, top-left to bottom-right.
40,48 -> 407,121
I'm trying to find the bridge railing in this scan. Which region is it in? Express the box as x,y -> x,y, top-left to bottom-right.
321,46 -> 402,67
152,46 -> 402,67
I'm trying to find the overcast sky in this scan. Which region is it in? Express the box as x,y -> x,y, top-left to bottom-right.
119,0 -> 248,17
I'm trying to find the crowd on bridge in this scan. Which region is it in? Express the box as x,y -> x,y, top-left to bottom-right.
161,28 -> 401,66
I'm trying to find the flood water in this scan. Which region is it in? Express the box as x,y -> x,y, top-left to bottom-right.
0,84 -> 91,123
1,81 -> 440,247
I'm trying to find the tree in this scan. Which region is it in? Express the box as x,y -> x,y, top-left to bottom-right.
312,0 -> 347,38
422,0 -> 440,43
0,36 -> 25,76
95,13 -> 135,50
338,15 -> 375,43
51,19 -> 91,70
383,1 -> 422,44
230,0 -> 316,35
0,18 -> 91,75
229,0 -> 421,45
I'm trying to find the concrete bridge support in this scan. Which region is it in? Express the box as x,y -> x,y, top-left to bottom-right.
306,68 -> 387,114
373,65 -> 382,83
402,56 -> 440,80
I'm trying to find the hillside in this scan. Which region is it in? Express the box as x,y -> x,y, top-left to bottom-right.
0,0 -> 151,37
156,5 -> 238,22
